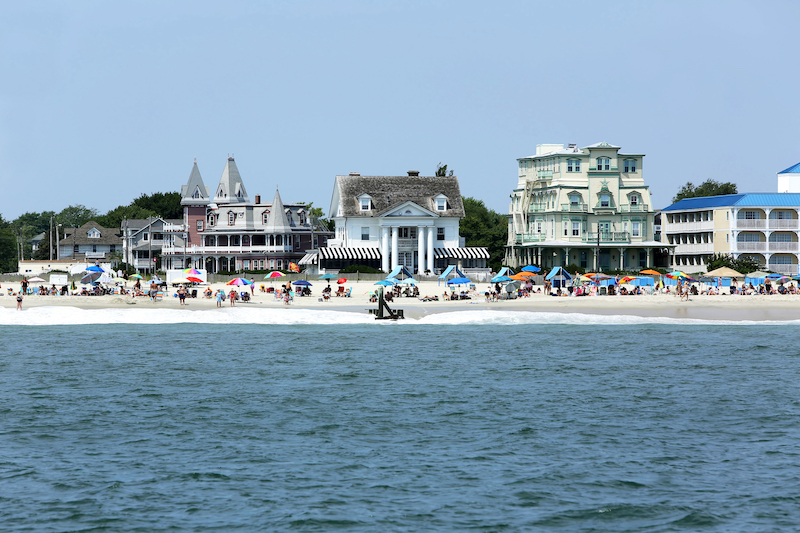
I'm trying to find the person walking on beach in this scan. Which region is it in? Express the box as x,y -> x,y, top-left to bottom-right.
250,278 -> 255,295
177,285 -> 187,306
16,293 -> 23,310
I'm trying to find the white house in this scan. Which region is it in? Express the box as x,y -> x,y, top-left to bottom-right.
325,171 -> 489,274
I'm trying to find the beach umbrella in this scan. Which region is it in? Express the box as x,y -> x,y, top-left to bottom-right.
515,271 -> 537,278
521,265 -> 541,272
665,271 -> 691,280
491,275 -> 513,283
505,280 -> 522,292
182,268 -> 202,275
172,277 -> 191,284
130,273 -> 143,279
639,269 -> 662,276
447,277 -> 471,285
227,278 -> 253,286
619,276 -> 637,283
375,280 -> 396,286
28,277 -> 46,283
186,276 -> 203,283
86,265 -> 104,272
705,267 -> 745,278
265,271 -> 285,279
336,277 -> 347,284
293,280 -> 312,286
318,273 -> 337,280
80,272 -> 101,284
398,278 -> 418,284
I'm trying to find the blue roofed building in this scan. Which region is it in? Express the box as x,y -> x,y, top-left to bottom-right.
662,164 -> 800,274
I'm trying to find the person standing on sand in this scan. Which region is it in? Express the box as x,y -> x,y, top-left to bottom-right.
177,285 -> 187,306
16,293 -> 23,310
21,277 -> 28,295
215,289 -> 223,308
229,289 -> 236,307
250,278 -> 255,295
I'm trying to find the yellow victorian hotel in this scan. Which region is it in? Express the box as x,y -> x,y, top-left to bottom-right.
505,142 -> 668,271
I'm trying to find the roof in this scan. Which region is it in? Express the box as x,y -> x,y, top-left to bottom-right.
583,142 -> 620,149
263,189 -> 293,233
60,222 -> 122,246
664,193 -> 800,211
180,161 -> 211,205
334,175 -> 465,217
779,162 -> 800,174
214,157 -> 249,204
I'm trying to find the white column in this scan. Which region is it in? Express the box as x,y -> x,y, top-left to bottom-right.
381,227 -> 390,272
391,227 -> 399,270
427,226 -> 434,272
417,226 -> 425,275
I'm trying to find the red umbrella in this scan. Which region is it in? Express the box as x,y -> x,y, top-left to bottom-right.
337,278 -> 347,284
186,276 -> 203,283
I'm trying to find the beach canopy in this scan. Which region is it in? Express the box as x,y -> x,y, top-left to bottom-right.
496,267 -> 515,277
386,265 -> 415,280
227,278 -> 253,286
375,279 -> 396,286
705,266 -> 745,278
438,265 -> 466,280
491,275 -> 513,283
521,265 -> 541,272
545,267 -> 572,281
447,277 -> 472,285
292,280 -> 312,286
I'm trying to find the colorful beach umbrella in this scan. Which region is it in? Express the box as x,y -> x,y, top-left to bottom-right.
515,271 -> 537,278
186,276 -> 203,283
227,278 -> 253,286
292,280 -> 312,286
265,271 -> 285,278
182,268 -> 202,275
171,277 -> 191,284
619,276 -> 637,283
665,271 -> 690,280
288,262 -> 300,273
130,274 -> 143,279
375,280 -> 396,286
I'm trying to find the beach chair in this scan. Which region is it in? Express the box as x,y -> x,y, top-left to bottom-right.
345,288 -> 351,297
191,289 -> 197,298
335,286 -> 345,297
155,291 -> 164,301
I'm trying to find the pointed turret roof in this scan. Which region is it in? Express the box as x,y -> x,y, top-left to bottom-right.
180,160 -> 210,205
263,188 -> 292,233
214,157 -> 250,204
779,162 -> 800,174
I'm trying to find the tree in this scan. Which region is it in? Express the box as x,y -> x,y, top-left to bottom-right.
459,197 -> 507,271
435,163 -> 454,177
672,179 -> 738,203
94,204 -> 158,228
132,192 -> 182,219
706,253 -> 761,274
56,205 -> 98,228
0,215 -> 19,272
300,202 -> 334,232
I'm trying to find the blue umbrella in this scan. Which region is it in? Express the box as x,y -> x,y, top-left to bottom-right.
86,265 -> 104,272
491,275 -> 513,283
318,273 -> 337,280
292,280 -> 312,286
375,280 -> 396,286
447,277 -> 471,285
521,265 -> 541,272
398,278 -> 418,285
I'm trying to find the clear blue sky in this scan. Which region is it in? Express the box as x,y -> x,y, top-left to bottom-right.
1,0 -> 798,221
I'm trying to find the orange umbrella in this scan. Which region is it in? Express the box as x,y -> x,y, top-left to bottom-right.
640,269 -> 661,275
515,271 -> 537,278
509,274 -> 527,281
619,276 -> 636,283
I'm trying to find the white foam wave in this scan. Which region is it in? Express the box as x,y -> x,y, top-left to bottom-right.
1,307 -> 798,327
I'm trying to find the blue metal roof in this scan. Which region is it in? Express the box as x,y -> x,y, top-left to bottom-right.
661,194 -> 744,211
733,193 -> 800,206
779,162 -> 800,174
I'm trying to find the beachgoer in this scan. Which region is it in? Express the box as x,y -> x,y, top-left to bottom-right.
215,289 -> 223,307
229,289 -> 236,306
16,293 -> 23,310
177,285 -> 187,306
250,278 -> 255,295
21,278 -> 28,295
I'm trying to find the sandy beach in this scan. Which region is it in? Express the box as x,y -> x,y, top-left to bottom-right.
3,279 -> 800,321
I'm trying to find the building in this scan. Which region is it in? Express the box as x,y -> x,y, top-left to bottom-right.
121,217 -> 186,274
777,162 -> 800,192
505,142 -> 667,271
320,171 -> 489,275
57,222 -> 122,262
160,157 -> 331,273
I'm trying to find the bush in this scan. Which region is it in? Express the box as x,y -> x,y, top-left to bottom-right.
563,264 -> 585,275
339,264 -> 382,274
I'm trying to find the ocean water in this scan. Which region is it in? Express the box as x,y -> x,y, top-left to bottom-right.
2,308 -> 800,531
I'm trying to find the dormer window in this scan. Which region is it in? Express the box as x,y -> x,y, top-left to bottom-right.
569,194 -> 580,206
262,211 -> 269,224
600,194 -> 610,207
436,199 -> 446,211
87,228 -> 101,239
624,159 -> 637,173
228,212 -> 235,225
359,197 -> 371,211
596,157 -> 610,171
193,187 -> 201,199
207,213 -> 215,227
285,208 -> 293,225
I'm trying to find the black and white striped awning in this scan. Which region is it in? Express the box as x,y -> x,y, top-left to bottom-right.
319,247 -> 382,260
433,247 -> 490,259
298,252 -> 318,265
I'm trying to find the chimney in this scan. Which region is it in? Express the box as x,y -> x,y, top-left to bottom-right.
349,172 -> 360,176
255,194 -> 261,204
407,170 -> 420,176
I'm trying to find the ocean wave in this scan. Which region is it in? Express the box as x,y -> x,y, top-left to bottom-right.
1,306 -> 798,327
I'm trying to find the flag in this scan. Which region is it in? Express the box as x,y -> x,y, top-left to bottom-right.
288,262 -> 300,273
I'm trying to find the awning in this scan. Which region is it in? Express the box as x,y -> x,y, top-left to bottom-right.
319,247 -> 382,261
433,247 -> 490,259
298,252 -> 318,265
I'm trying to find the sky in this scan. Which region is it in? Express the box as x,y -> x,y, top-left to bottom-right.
1,0 -> 798,222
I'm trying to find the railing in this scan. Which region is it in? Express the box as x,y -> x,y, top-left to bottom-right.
588,167 -> 618,172
398,238 -> 417,248
529,205 -> 546,213
587,232 -> 631,243
85,252 -> 106,259
768,241 -> 799,252
769,219 -> 799,229
514,233 -> 547,244
593,203 -> 616,211
537,170 -> 553,179
561,203 -> 588,213
736,219 -> 767,229
162,244 -> 293,254
768,263 -> 798,275
619,204 -> 650,212
162,223 -> 187,232
675,243 -> 713,253
735,241 -> 766,251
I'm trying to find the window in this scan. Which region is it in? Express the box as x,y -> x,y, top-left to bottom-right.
632,222 -> 641,237
360,198 -> 371,211
197,220 -> 203,232
567,159 -> 581,172
143,232 -> 148,241
73,244 -> 79,252
536,221 -> 542,233
263,212 -> 269,224
208,214 -> 215,227
361,227 -> 370,241
630,195 -> 639,205
110,244 -> 115,252
243,260 -> 250,269
436,198 -> 447,211
277,260 -> 283,269
92,245 -> 97,253
597,157 -> 610,170
192,188 -> 201,199
569,194 -> 580,205
600,194 -> 610,207
563,221 -> 568,236
228,212 -> 235,225
572,222 -> 580,236
624,159 -> 636,172
437,228 -> 445,241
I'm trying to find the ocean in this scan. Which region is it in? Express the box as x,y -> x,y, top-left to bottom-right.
2,307 -> 799,531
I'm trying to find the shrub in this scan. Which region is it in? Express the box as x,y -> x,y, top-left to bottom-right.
339,264 -> 382,274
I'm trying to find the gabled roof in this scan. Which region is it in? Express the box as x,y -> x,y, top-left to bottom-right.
214,157 -> 250,204
583,142 -> 620,150
779,162 -> 800,174
60,222 -> 122,246
334,175 -> 465,217
263,189 -> 292,233
180,161 -> 210,205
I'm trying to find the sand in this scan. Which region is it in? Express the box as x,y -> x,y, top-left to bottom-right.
3,279 -> 800,321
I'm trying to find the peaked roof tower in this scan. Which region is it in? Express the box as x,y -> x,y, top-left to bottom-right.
214,157 -> 250,204
264,188 -> 293,233
180,160 -> 210,205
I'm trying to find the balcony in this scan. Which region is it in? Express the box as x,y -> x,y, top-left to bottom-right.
768,241 -> 799,252
514,233 -> 547,245
162,244 -> 293,255
735,241 -> 766,252
768,263 -> 798,275
529,205 -> 547,213
398,238 -> 417,248
561,203 -> 589,213
163,223 -> 187,232
769,219 -> 799,229
587,232 -> 631,243
588,167 -> 618,172
536,170 -> 553,180
736,219 -> 767,230
619,203 -> 650,213
85,252 -> 106,259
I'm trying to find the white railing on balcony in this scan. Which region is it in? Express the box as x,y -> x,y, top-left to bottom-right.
768,263 -> 798,275
619,204 -> 650,213
561,203 -> 589,213
85,252 -> 106,259
736,219 -> 767,229
162,244 -> 293,255
768,219 -> 799,229
398,238 -> 417,248
665,221 -> 714,232
768,242 -> 799,252
676,243 -> 713,253
163,223 -> 187,232
735,242 -> 767,252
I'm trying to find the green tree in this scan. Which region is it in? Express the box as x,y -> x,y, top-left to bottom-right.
435,162 -> 454,177
300,202 -> 334,232
132,192 -> 182,219
57,205 -> 98,228
672,179 -> 738,203
459,197 -> 507,271
94,204 -> 158,228
706,253 -> 761,274
0,215 -> 19,272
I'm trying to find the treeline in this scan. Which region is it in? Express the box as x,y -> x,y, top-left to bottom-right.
2,192 -> 182,266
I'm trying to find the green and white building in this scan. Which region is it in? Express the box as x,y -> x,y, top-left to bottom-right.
505,142 -> 668,271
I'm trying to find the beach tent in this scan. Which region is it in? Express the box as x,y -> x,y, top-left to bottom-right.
438,265 -> 466,285
545,267 -> 572,288
630,277 -> 654,287
705,267 -> 745,279
386,265 -> 415,280
744,271 -> 769,286
496,267 -> 514,277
